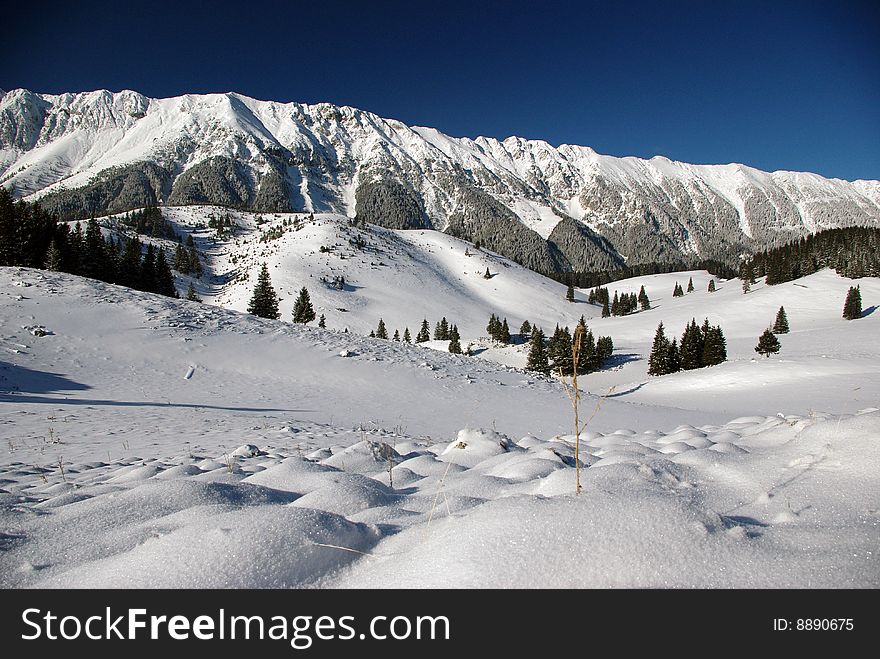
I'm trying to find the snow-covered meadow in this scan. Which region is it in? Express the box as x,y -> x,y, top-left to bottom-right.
1,261 -> 877,588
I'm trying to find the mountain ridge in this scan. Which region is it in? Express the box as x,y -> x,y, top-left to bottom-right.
2,88 -> 879,271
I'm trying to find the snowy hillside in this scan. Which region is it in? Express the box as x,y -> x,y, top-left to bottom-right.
104,205 -> 880,420
1,266 -> 878,587
2,89 -> 879,271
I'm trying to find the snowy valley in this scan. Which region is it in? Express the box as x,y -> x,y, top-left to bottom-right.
1,202 -> 878,587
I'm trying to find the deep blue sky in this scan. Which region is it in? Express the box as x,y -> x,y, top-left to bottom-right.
4,1 -> 878,180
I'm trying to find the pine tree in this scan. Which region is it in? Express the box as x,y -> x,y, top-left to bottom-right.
742,277 -> 751,294
566,283 -> 575,302
520,320 -> 532,338
755,328 -> 781,357
247,263 -> 280,319
526,328 -> 549,374
687,277 -> 694,293
679,319 -> 704,370
403,327 -> 411,343
45,239 -> 63,271
668,338 -> 681,373
292,287 -> 316,324
140,243 -> 157,293
487,313 -> 500,340
701,325 -> 727,366
708,279 -> 716,292
549,326 -> 574,376
318,314 -> 326,329
439,317 -> 449,340
393,329 -> 400,341
376,319 -> 388,339
154,248 -> 177,297
648,323 -> 671,376
843,286 -> 862,320
772,306 -> 789,334
638,285 -> 650,310
611,291 -> 620,315
82,218 -> 106,280
186,282 -> 202,302
434,321 -> 442,340
601,297 -> 610,318
596,335 -> 614,364
483,267 -> 492,279
673,282 -> 684,297
416,319 -> 430,343
174,243 -> 190,274
448,325 -> 462,354
500,318 -> 510,344
119,236 -> 143,290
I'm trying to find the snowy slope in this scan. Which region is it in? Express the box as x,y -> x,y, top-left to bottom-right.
87,204 -> 880,420
1,267 -> 878,588
2,89 -> 878,269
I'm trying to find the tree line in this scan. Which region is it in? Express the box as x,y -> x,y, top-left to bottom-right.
0,190 -> 178,298
743,226 -> 880,285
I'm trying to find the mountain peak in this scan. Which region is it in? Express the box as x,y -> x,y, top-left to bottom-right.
1,88 -> 878,271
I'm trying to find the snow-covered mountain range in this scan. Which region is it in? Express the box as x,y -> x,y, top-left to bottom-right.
2,88 -> 879,271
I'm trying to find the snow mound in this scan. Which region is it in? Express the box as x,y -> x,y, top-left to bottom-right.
439,428 -> 522,468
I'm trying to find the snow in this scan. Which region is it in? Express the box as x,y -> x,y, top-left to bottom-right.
3,88 -> 878,248
0,266 -> 878,588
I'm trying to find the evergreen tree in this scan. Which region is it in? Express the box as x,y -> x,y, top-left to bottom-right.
119,236 -> 143,290
520,320 -> 532,338
292,287 -> 316,324
648,323 -> 671,376
701,326 -> 727,366
376,319 -> 388,339
772,306 -> 789,334
434,321 -> 442,340
448,325 -> 462,354
843,286 -> 862,320
487,313 -> 501,340
611,291 -> 620,315
601,297 -> 610,318
416,319 -> 431,343
318,314 -> 326,329
140,244 -> 157,293
174,244 -> 190,274
403,327 -> 411,343
186,282 -> 202,302
596,335 -> 614,364
673,282 -> 684,297
393,329 -> 400,341
82,218 -> 107,280
742,277 -> 751,294
679,319 -> 704,370
483,267 -> 492,279
45,239 -> 63,271
668,338 -> 681,373
247,263 -> 280,319
548,326 -> 574,376
566,283 -> 575,302
500,318 -> 510,344
154,248 -> 177,297
638,285 -> 650,310
755,328 -> 781,357
708,279 -> 716,292
687,277 -> 694,293
67,222 -> 84,274
526,328 -> 549,374
439,317 -> 449,340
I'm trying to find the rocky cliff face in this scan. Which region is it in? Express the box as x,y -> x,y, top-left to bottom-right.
2,89 -> 878,271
